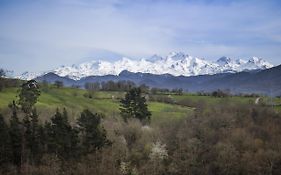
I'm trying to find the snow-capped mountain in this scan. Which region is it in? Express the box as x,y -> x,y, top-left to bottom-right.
15,71 -> 43,80
17,52 -> 274,80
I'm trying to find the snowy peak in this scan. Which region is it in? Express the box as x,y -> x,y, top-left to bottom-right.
249,57 -> 272,67
146,54 -> 164,62
236,59 -> 247,65
167,52 -> 188,61
16,52 -> 274,80
249,57 -> 261,63
16,71 -> 45,80
217,56 -> 234,65
242,57 -> 273,70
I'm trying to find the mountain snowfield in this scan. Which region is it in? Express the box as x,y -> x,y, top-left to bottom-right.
17,52 -> 273,80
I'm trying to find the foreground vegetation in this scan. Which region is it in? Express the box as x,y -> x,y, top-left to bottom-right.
0,78 -> 281,175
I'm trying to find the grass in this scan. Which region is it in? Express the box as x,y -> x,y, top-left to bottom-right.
148,102 -> 193,122
2,86 -> 274,122
0,87 -> 193,122
171,93 -> 256,104
0,88 -> 18,110
263,96 -> 281,112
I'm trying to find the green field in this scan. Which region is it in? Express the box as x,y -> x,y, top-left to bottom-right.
1,86 -> 278,123
0,87 -> 193,122
172,93 -> 255,104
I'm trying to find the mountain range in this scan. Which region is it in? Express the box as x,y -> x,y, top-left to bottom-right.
36,64 -> 281,96
3,52 -> 279,95
16,52 -> 273,80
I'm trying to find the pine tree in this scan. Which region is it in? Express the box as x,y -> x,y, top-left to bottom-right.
18,80 -> 40,114
0,114 -> 11,166
77,109 -> 110,154
120,87 -> 151,123
62,108 -> 79,158
17,80 -> 41,165
46,108 -> 78,160
8,101 -> 23,168
22,115 -> 31,165
29,108 -> 42,164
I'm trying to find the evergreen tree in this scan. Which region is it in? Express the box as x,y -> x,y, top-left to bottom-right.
18,80 -> 40,114
17,80 -> 41,166
22,114 -> 31,165
46,108 -> 78,160
120,87 -> 151,123
28,108 -> 43,164
0,114 -> 11,166
77,109 -> 110,154
8,101 -> 23,168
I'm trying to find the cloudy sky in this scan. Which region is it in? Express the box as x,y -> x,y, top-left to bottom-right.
0,0 -> 281,74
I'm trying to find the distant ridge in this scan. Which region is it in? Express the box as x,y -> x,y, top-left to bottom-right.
36,64 -> 281,96
17,52 -> 273,80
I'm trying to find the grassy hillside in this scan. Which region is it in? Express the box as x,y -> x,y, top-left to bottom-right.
172,93 -> 255,104
0,87 -> 193,122
1,85 -> 274,122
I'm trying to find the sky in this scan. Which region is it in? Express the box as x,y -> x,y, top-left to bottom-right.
0,0 -> 281,74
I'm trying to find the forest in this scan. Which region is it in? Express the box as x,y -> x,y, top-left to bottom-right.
0,78 -> 281,175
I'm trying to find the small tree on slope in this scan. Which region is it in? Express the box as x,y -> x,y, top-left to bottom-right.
120,87 -> 151,124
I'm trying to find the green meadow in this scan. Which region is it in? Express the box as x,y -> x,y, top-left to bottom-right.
1,86 -> 278,122
0,87 -> 193,122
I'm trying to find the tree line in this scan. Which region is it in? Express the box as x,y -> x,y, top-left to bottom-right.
0,80 -> 151,174
0,81 -> 111,174
84,81 -> 183,95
